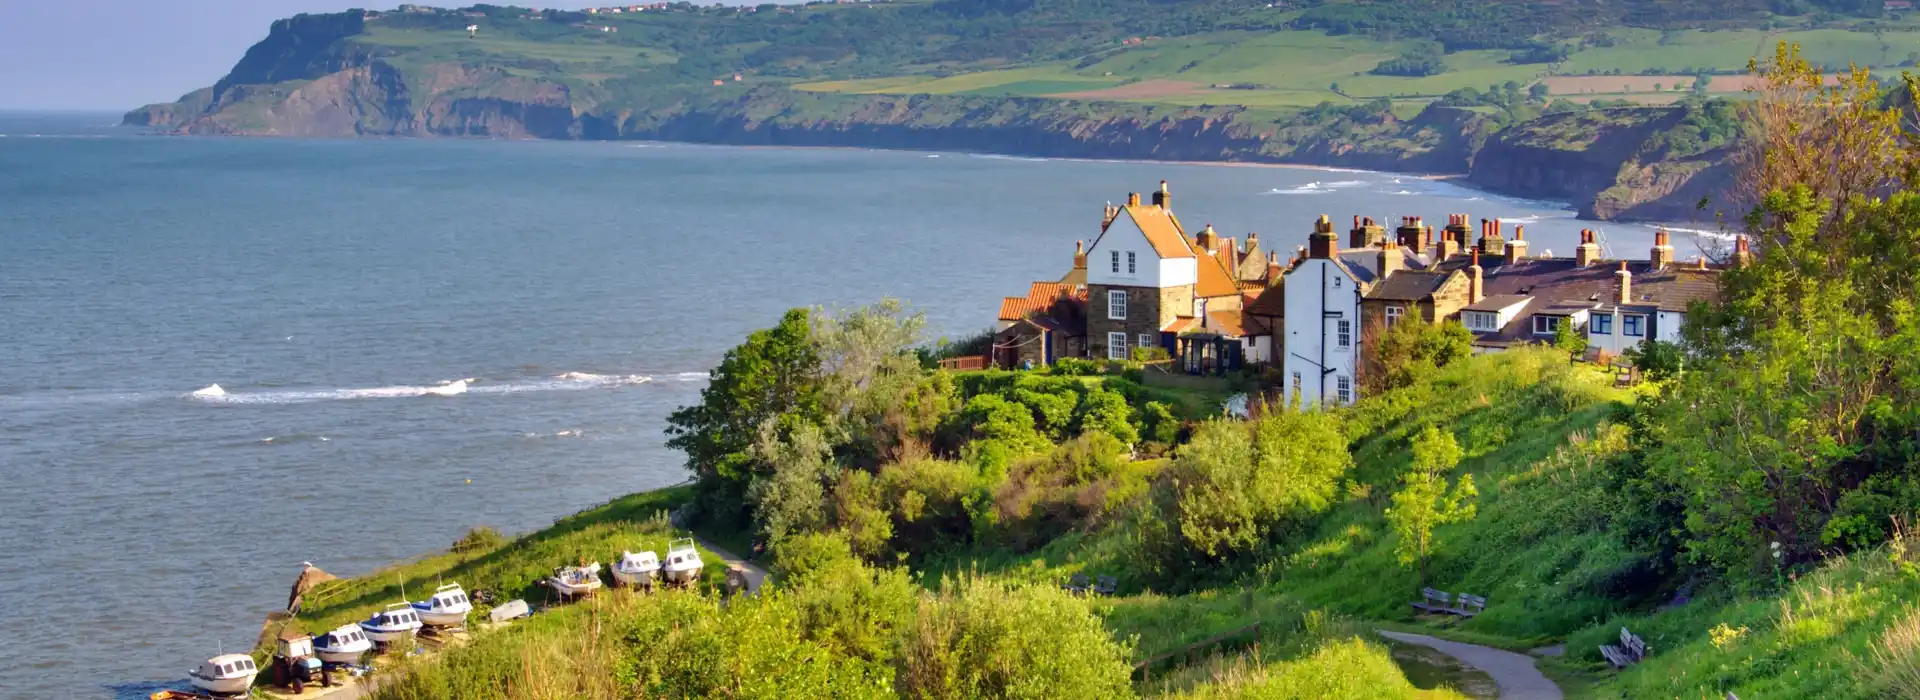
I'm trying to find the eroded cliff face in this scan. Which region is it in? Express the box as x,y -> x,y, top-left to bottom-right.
1467,108 -> 1732,223
126,16 -> 1725,223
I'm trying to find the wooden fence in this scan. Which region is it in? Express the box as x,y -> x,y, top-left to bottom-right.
1132,622 -> 1263,682
937,355 -> 988,371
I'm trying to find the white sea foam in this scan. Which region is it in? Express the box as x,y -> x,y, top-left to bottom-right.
1268,179 -> 1370,195
673,372 -> 708,382
185,371 -> 660,405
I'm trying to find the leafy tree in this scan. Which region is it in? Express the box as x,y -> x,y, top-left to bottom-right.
1150,412 -> 1351,567
1528,82 -> 1551,101
1140,400 -> 1180,446
745,420 -> 837,544
1386,426 -> 1478,580
1363,318 -> 1475,393
1552,319 -> 1588,358
1622,340 -> 1685,380
667,309 -> 824,514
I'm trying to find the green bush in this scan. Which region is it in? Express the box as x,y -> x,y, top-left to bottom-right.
896,577 -> 1136,699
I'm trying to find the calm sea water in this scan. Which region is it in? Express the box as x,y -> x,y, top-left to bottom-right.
0,112 -> 1680,698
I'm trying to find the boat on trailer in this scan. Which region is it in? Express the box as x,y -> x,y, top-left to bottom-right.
358,602 -> 423,644
313,622 -> 373,664
411,583 -> 473,627
612,550 -> 660,587
187,653 -> 256,696
663,539 -> 704,586
547,562 -> 603,599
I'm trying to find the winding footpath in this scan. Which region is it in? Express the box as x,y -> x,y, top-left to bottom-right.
696,538 -> 769,594
1378,631 -> 1563,700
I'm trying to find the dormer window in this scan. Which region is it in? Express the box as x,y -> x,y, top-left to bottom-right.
1464,311 -> 1498,331
1532,315 -> 1563,335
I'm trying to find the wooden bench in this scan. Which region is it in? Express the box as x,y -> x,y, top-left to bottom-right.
1410,588 -> 1452,613
1092,575 -> 1118,597
1062,573 -> 1090,595
1451,593 -> 1487,617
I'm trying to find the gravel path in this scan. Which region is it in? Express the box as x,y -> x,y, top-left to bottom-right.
1378,630 -> 1563,700
696,539 -> 768,593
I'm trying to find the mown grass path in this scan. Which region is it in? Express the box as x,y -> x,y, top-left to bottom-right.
1378,631 -> 1562,700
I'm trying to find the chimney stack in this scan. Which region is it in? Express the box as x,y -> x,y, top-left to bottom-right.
1468,250 -> 1484,304
1575,229 -> 1600,267
1436,226 -> 1460,260
1505,225 -> 1528,264
1378,238 -> 1403,280
1151,180 -> 1170,210
1616,260 -> 1633,304
1102,202 -> 1119,229
1395,216 -> 1426,251
1266,251 -> 1282,288
1349,215 -> 1385,248
1444,214 -> 1471,250
1127,192 -> 1141,207
1074,240 -> 1087,271
1478,218 -> 1506,256
1197,223 -> 1219,253
1650,229 -> 1674,269
1732,235 -> 1753,268
1309,215 -> 1339,259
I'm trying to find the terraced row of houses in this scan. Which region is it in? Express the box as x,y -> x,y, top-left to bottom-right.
990,180 -> 1735,406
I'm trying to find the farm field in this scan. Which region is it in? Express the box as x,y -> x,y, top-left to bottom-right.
800,24 -> 1920,109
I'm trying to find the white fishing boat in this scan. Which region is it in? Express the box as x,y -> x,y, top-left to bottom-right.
611,550 -> 660,587
547,562 -> 603,599
312,623 -> 372,664
411,583 -> 473,626
663,539 -> 704,585
187,653 -> 256,696
358,602 -> 422,643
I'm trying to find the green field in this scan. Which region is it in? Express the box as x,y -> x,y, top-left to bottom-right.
796,23 -> 1920,109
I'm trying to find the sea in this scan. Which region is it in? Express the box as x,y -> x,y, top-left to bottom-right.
0,111 -> 1691,698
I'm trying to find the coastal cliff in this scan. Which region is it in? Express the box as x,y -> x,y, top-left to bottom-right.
125,11 -> 1730,223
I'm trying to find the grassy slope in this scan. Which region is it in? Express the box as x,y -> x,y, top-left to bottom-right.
281,486 -> 729,649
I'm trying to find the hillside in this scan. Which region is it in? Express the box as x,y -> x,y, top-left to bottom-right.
127,1 -> 1920,219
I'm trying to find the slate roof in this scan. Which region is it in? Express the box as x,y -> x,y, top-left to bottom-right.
1465,294 -> 1532,312
1365,270 -> 1453,301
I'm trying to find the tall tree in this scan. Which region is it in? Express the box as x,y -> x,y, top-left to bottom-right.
667,308 -> 825,513
1387,426 -> 1477,581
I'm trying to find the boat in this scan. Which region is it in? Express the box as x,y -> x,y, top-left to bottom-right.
611,550 -> 660,587
411,582 -> 473,626
546,562 -> 603,599
312,623 -> 373,664
187,653 -> 256,696
358,602 -> 423,643
663,539 -> 704,585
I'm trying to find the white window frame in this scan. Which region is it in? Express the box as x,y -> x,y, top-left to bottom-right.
1110,250 -> 1120,274
1126,251 -> 1137,275
1138,333 -> 1154,351
1106,332 -> 1127,360
1291,372 -> 1302,397
1591,314 -> 1612,335
1336,320 -> 1352,349
1623,314 -> 1645,337
1107,289 -> 1127,320
1465,311 -> 1496,332
1336,375 -> 1352,403
1532,315 -> 1561,336
1384,306 -> 1404,328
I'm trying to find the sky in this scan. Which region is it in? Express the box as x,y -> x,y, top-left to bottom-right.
0,1 -> 726,111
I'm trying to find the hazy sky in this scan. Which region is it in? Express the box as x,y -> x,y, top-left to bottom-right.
0,2 -> 637,111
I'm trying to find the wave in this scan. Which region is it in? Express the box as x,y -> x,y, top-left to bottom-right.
185,370 -> 665,405
1659,225 -> 1735,241
672,372 -> 708,382
969,154 -> 1048,162
259,434 -> 330,445
1266,179 -> 1370,195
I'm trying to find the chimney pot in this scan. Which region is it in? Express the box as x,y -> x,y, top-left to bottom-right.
1127,192 -> 1140,207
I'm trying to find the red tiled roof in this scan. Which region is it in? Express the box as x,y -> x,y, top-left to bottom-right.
1207,310 -> 1246,337
1163,316 -> 1198,333
1112,205 -> 1196,259
1196,249 -> 1241,298
998,296 -> 1033,321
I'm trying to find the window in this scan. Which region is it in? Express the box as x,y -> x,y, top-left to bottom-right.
1384,306 -> 1404,327
1138,333 -> 1154,351
1107,332 -> 1128,360
1336,320 -> 1351,349
1336,375 -> 1352,404
1110,250 -> 1120,273
1591,314 -> 1612,335
1107,290 -> 1127,320
1623,314 -> 1645,337
1532,315 -> 1562,335
1291,372 -> 1302,396
1126,251 -> 1137,274
1464,311 -> 1497,331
